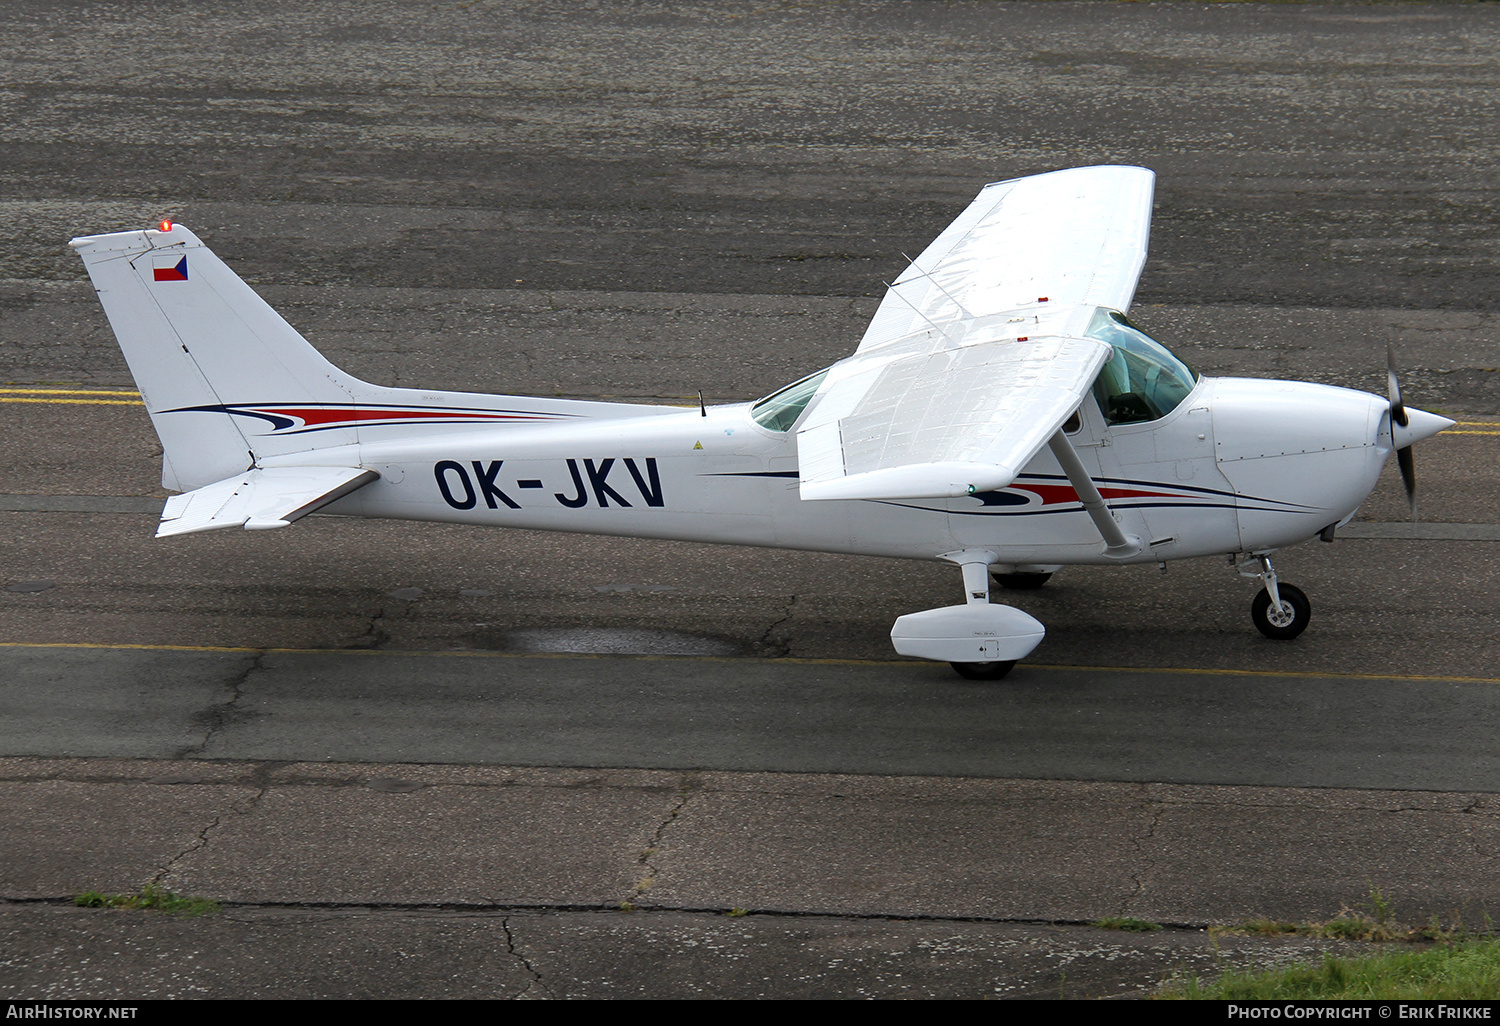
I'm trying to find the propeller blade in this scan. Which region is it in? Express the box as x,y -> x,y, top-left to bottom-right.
1397,444 -> 1418,521
1387,343 -> 1409,428
1387,343 -> 1419,520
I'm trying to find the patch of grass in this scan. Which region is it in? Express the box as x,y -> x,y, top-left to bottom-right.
1415,915 -> 1465,943
726,907 -> 748,917
1216,886 -> 1450,944
1226,919 -> 1306,937
1312,884 -> 1402,942
1322,912 -> 1400,942
1093,916 -> 1163,932
1161,940 -> 1500,1000
74,884 -> 219,916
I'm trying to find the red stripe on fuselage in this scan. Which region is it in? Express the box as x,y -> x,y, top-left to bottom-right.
1016,483 -> 1187,506
260,407 -> 550,428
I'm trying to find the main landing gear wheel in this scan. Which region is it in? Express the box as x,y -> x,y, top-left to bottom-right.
950,660 -> 1016,681
992,572 -> 1052,590
1250,583 -> 1311,640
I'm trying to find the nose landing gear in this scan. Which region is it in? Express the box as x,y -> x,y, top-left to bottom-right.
1239,554 -> 1311,640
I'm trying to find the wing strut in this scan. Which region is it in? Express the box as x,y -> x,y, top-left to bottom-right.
1046,430 -> 1142,559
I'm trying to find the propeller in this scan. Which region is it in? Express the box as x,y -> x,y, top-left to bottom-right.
1386,344 -> 1419,520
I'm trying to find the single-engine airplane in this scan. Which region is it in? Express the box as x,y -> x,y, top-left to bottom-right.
71,165 -> 1451,678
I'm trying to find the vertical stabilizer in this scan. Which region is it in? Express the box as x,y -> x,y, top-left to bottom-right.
70,224 -> 363,490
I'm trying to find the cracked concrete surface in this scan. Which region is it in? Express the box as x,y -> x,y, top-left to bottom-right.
353,604 -> 392,650
10,643 -> 1500,788
5,758 -> 1499,924
176,652 -> 264,759
0,903 -> 1387,1000
2,757 -> 1492,998
631,784 -> 699,908
754,594 -> 797,658
499,915 -> 548,1000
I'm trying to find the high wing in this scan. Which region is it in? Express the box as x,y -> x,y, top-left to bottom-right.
797,166 -> 1155,502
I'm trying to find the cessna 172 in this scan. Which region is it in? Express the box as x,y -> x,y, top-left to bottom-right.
71,165 -> 1450,678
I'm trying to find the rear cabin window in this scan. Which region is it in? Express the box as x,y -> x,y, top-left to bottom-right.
751,368 -> 829,432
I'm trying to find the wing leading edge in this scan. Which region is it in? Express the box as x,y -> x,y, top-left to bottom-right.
797,166 -> 1154,502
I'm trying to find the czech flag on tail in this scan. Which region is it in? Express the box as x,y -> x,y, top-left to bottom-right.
153,256 -> 188,281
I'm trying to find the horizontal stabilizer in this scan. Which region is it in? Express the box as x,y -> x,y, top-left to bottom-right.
156,466 -> 379,538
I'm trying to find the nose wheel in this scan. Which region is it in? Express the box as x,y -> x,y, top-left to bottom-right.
1250,583 -> 1310,639
1240,554 -> 1311,640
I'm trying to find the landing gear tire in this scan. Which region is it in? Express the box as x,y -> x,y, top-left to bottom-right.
1250,583 -> 1311,640
950,660 -> 1016,681
992,572 -> 1052,590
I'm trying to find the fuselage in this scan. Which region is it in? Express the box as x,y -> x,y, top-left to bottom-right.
284,374 -> 1399,566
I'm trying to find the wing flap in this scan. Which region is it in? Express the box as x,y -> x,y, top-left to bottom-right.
797,335 -> 1111,501
156,466 -> 379,537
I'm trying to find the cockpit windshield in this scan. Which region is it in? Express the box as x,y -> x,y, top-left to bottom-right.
750,368 -> 829,432
1086,308 -> 1197,425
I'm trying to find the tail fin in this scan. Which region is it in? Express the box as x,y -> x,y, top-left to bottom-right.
71,223 -> 365,490
72,223 -> 676,495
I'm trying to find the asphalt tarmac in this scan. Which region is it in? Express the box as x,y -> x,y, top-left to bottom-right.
3,0 -> 1500,1001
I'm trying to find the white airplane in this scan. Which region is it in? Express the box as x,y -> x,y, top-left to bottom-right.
71,165 -> 1451,679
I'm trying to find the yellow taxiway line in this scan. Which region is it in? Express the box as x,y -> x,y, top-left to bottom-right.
0,388 -> 142,406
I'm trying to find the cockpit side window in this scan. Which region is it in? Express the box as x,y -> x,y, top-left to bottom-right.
1085,309 -> 1197,425
750,368 -> 830,432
